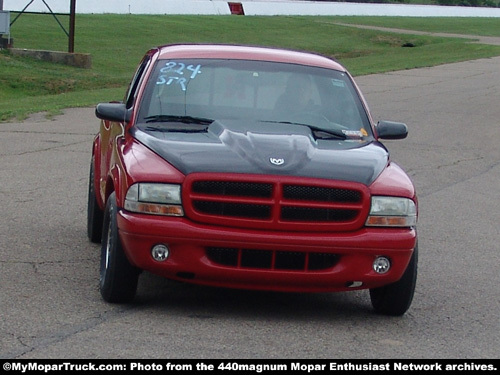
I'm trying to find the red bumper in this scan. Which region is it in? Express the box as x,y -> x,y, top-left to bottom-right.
117,210 -> 417,293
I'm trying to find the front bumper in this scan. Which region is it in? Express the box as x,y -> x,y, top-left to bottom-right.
117,210 -> 417,293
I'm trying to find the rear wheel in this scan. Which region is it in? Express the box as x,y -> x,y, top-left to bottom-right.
369,244 -> 418,316
99,192 -> 139,303
87,157 -> 103,243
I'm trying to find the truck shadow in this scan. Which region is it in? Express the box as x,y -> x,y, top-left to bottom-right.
133,271 -> 381,321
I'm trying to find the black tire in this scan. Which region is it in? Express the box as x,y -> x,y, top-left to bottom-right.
99,192 -> 139,303
369,244 -> 418,316
87,158 -> 104,243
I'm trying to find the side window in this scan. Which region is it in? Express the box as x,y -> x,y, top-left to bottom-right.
124,56 -> 151,109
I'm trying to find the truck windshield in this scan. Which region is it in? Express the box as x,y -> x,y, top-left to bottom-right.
137,59 -> 372,138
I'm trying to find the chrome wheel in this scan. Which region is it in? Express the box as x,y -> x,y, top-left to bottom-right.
99,192 -> 139,303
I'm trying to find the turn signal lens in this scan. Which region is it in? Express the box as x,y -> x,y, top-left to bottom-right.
125,201 -> 184,216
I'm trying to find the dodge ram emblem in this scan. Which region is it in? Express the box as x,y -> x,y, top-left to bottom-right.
270,157 -> 285,166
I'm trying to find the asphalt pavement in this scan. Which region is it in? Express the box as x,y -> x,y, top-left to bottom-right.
0,52 -> 499,358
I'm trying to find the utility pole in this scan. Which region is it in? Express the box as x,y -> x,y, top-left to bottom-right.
68,0 -> 76,53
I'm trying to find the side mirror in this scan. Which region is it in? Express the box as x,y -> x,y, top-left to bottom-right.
95,103 -> 131,123
376,121 -> 408,140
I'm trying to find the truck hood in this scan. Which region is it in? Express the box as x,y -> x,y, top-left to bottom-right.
131,119 -> 389,185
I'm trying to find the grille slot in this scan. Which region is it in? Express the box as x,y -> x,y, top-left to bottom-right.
281,206 -> 358,222
206,247 -> 238,267
283,185 -> 361,203
193,201 -> 271,219
206,247 -> 340,271
192,181 -> 273,198
275,251 -> 306,270
241,249 -> 272,269
309,253 -> 341,270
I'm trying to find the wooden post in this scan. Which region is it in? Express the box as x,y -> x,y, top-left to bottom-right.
69,0 -> 76,53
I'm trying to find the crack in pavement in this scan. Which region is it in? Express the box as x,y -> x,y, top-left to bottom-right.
0,308 -> 135,359
0,140 -> 90,157
0,260 -> 96,279
0,129 -> 94,136
418,159 -> 500,199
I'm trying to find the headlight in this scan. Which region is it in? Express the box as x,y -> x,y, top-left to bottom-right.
366,196 -> 417,227
124,183 -> 184,216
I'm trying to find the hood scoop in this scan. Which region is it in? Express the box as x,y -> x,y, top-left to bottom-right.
212,120 -> 314,173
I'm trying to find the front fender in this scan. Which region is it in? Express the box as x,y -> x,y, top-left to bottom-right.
91,134 -> 106,211
369,162 -> 416,200
108,137 -> 128,208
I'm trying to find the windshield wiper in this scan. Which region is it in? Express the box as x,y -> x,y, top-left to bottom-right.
263,120 -> 347,140
144,115 -> 214,125
306,124 -> 348,140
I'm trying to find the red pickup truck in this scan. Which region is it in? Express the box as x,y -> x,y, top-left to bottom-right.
88,44 -> 417,315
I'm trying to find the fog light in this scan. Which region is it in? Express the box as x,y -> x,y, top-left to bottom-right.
373,257 -> 391,274
151,244 -> 170,262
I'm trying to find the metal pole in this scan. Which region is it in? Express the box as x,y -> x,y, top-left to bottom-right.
69,0 -> 76,53
0,1 -> 4,11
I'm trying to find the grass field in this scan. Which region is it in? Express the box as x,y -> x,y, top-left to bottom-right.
1,14 -> 500,121
334,16 -> 500,37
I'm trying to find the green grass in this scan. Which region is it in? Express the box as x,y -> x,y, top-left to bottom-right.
1,14 -> 500,121
332,16 -> 500,37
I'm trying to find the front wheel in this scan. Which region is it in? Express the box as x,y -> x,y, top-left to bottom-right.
99,192 -> 139,303
369,244 -> 418,316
